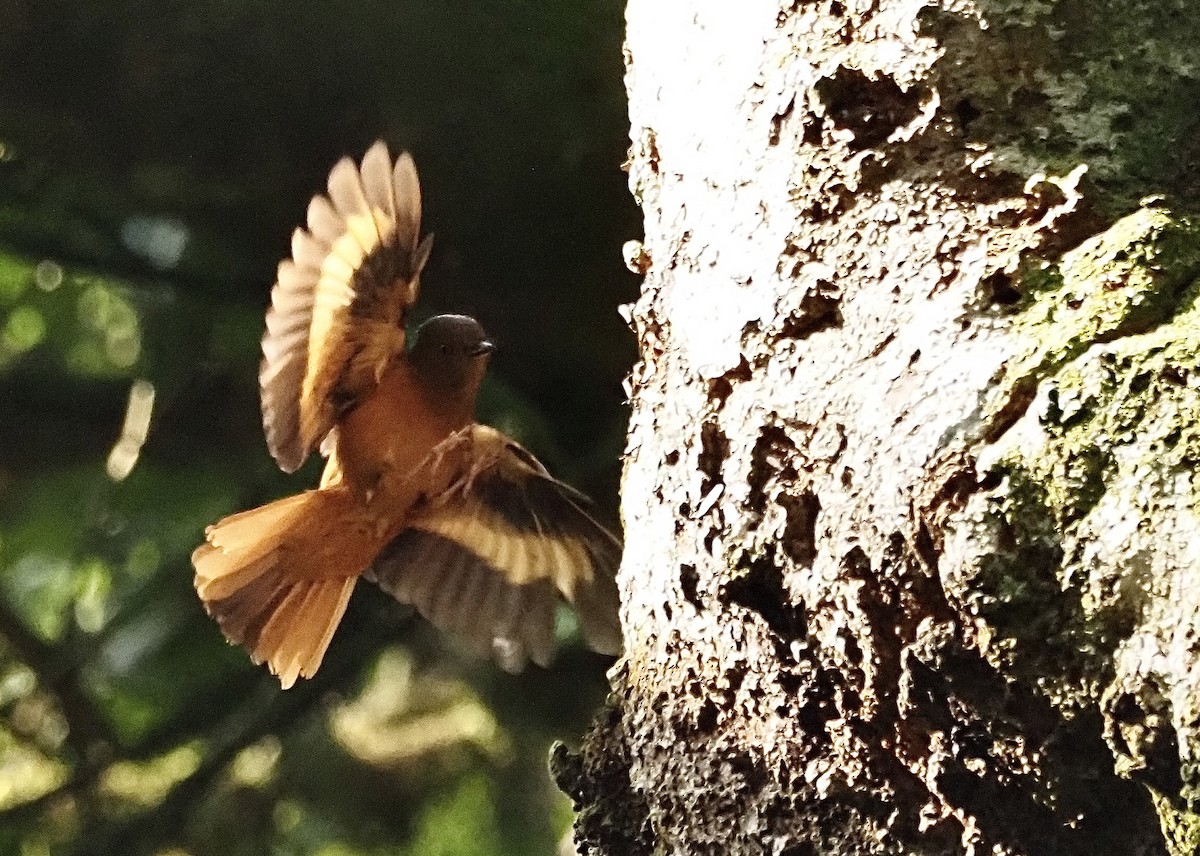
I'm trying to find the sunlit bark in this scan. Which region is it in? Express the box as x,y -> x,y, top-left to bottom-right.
557,1 -> 1200,854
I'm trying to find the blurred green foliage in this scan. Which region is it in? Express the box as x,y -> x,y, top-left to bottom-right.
0,1 -> 637,853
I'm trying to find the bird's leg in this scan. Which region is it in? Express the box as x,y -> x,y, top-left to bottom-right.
418,427 -> 476,499
425,426 -> 503,501
447,440 -> 499,498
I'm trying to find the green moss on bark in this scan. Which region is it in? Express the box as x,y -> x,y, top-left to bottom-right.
1000,207 -> 1200,390
965,208 -> 1200,823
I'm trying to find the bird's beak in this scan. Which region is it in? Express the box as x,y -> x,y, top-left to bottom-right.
472,340 -> 496,357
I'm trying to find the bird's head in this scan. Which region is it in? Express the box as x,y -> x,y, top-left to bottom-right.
409,314 -> 495,403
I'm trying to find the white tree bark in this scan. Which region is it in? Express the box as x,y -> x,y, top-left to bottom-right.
556,1 -> 1200,854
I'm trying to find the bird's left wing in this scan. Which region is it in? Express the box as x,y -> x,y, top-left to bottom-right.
366,426 -> 623,671
260,141 -> 434,473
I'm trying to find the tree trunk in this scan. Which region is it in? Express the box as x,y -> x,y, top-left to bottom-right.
554,0 -> 1200,854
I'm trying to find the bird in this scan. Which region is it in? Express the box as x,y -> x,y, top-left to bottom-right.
191,141 -> 622,689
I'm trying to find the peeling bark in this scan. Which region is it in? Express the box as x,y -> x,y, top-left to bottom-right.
556,1 -> 1200,854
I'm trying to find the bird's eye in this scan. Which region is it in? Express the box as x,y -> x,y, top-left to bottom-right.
440,344 -> 449,354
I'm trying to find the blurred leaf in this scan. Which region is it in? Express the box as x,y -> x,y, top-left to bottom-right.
403,773 -> 500,856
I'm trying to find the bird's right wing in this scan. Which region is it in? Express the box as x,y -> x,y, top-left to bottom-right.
366,426 -> 623,671
259,141 -> 434,473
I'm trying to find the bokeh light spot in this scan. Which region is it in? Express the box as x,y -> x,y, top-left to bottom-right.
2,306 -> 46,355
6,553 -> 75,642
71,283 -> 144,376
0,666 -> 35,708
231,737 -> 281,788
120,216 -> 189,271
0,255 -> 29,303
0,735 -> 68,812
34,261 -> 63,292
106,380 -> 155,481
272,800 -> 303,834
99,742 -> 202,809
73,559 -> 112,634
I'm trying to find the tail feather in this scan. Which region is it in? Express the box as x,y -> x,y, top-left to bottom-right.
195,551 -> 277,602
193,487 -> 372,688
200,493 -> 311,569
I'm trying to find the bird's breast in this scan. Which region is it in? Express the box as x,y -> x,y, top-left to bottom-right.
335,361 -> 472,512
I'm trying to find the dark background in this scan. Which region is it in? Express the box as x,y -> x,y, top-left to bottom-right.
0,2 -> 637,853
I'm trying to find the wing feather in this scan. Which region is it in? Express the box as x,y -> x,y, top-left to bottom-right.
393,153 -> 421,254
490,585 -> 530,672
360,141 -> 398,241
259,142 -> 431,473
306,195 -> 343,245
291,228 -> 326,269
519,584 -> 557,669
427,550 -> 471,630
450,561 -> 495,647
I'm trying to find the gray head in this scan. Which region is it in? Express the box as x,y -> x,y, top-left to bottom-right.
409,314 -> 495,401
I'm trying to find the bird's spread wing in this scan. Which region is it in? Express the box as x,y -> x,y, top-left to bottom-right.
366,426 -> 623,671
260,141 -> 434,473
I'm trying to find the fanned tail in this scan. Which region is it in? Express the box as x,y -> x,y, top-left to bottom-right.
193,486 -> 379,688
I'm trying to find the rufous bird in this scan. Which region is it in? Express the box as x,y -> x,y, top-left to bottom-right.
192,142 -> 622,688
